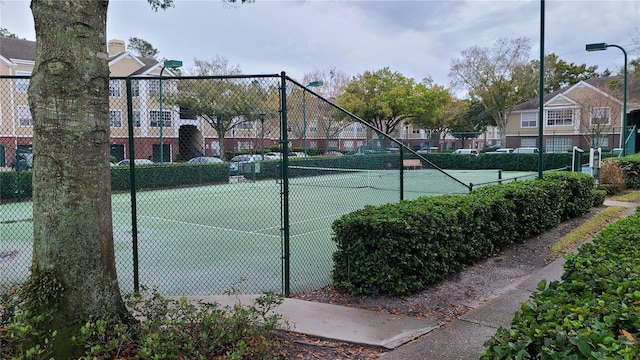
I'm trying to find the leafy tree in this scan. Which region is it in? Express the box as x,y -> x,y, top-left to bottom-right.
337,67 -> 434,135
514,53 -> 603,100
0,27 -> 21,38
26,0 -> 248,358
127,36 -> 159,58
449,37 -> 531,146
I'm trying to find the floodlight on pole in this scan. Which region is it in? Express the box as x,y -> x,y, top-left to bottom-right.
303,80 -> 323,155
158,59 -> 182,163
586,42 -> 628,156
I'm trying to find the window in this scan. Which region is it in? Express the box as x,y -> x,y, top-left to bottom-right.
110,110 -> 122,128
546,109 -> 573,126
16,71 -> 31,93
179,107 -> 196,120
148,80 -> 159,95
132,110 -> 141,127
236,121 -> 255,130
546,137 -> 572,153
308,122 -> 317,133
18,106 -> 32,126
150,110 -> 172,127
590,107 -> 611,125
520,137 -> 537,148
132,81 -> 140,97
521,112 -> 537,128
109,80 -> 121,97
594,136 -> 609,148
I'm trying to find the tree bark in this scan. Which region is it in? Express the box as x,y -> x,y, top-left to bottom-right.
28,0 -> 132,356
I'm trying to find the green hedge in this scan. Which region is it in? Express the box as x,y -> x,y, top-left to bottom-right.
110,163 -> 230,191
331,172 -> 595,296
481,210 -> 640,359
0,170 -> 33,200
0,163 -> 230,200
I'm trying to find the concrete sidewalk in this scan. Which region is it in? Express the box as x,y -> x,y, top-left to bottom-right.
185,200 -> 636,359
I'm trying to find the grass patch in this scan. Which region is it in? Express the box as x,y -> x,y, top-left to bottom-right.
610,189 -> 640,202
550,206 -> 627,254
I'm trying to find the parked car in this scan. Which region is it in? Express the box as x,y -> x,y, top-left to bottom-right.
320,151 -> 344,157
116,159 -> 154,166
264,152 -> 283,159
416,147 -> 439,154
289,152 -> 307,157
188,156 -> 223,163
494,148 -> 514,153
512,147 -> 539,154
453,149 -> 479,156
229,155 -> 257,176
12,153 -> 33,171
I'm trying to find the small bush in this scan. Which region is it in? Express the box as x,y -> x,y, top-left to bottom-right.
600,160 -> 627,193
592,189 -> 607,206
0,287 -> 291,360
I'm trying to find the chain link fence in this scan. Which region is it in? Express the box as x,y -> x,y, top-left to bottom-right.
2,73 -> 547,297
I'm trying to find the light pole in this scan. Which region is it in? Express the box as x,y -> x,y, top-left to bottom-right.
586,43 -> 628,156
303,80 -> 323,155
259,112 -> 266,159
158,59 -> 182,163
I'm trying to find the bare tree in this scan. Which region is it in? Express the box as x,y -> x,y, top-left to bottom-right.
449,37 -> 531,146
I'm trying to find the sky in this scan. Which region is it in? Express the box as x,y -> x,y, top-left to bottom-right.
1,0 -> 638,89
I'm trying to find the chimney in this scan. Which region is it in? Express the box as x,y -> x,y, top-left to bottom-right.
108,39 -> 126,57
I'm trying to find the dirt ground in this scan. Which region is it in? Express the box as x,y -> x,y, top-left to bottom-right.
287,206 -> 610,359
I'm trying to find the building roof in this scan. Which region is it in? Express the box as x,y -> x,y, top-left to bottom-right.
1,37 -> 160,76
512,75 -> 640,112
0,37 -> 36,62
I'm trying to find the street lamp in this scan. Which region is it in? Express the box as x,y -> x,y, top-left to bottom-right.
303,80 -> 323,155
259,112 -> 266,159
586,42 -> 628,156
158,59 -> 182,163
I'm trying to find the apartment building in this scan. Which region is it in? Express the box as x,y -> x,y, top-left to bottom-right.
506,76 -> 640,152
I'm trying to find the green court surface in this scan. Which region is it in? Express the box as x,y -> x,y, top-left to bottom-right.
0,168 -> 536,295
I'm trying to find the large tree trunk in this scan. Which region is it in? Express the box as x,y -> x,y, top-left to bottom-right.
28,0 -> 132,356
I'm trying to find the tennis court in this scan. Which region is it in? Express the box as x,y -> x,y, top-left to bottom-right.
0,167 -> 536,295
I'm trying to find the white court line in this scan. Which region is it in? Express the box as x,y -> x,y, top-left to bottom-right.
113,211 -> 280,239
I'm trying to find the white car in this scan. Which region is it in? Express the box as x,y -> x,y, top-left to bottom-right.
229,155 -> 257,176
264,152 -> 283,159
188,156 -> 223,163
116,159 -> 153,166
512,147 -> 539,154
453,149 -> 479,156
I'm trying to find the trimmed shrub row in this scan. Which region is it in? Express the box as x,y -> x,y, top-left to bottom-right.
481,210 -> 640,359
331,172 -> 596,296
0,163 -> 230,200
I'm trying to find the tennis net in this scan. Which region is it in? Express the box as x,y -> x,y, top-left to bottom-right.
280,165 -> 401,191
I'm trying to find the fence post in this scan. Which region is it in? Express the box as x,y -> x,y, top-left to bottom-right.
280,72 -> 291,297
399,147 -> 404,201
126,77 -> 140,293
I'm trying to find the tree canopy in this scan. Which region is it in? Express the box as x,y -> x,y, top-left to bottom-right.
127,36 -> 159,58
337,67 -> 450,136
